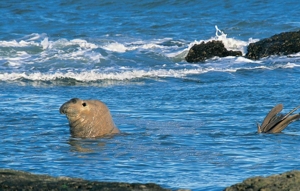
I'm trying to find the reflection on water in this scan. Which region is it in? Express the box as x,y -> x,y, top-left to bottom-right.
1,70 -> 300,190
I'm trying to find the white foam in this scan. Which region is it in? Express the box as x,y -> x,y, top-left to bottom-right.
0,35 -> 103,67
165,48 -> 189,59
214,26 -> 249,54
48,38 -> 98,50
70,39 -> 98,49
234,56 -> 262,63
41,37 -> 49,50
3,31 -> 253,65
1,60 -> 299,83
280,62 -> 300,68
102,42 -> 128,53
0,34 -> 98,52
184,26 -> 260,57
140,43 -> 164,49
101,40 -> 167,53
0,69 -> 207,82
287,52 -> 300,57
21,33 -> 47,41
0,40 -> 40,47
1,31 -> 299,81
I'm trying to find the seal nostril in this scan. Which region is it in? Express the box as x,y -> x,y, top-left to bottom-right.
70,98 -> 79,104
82,102 -> 87,107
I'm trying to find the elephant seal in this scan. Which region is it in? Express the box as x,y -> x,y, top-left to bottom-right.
60,98 -> 120,138
257,104 -> 300,133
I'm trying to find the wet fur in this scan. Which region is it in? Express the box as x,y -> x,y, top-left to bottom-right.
60,98 -> 120,138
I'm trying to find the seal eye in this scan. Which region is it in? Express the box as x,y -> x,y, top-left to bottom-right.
82,102 -> 87,107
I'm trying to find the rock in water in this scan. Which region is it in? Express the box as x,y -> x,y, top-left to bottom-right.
246,30 -> 300,60
0,169 -> 171,191
185,40 -> 242,63
224,170 -> 300,191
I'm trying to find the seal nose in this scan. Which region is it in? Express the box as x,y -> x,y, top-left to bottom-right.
60,98 -> 81,115
59,103 -> 68,114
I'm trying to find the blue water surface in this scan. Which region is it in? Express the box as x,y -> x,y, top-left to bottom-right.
1,1 -> 300,190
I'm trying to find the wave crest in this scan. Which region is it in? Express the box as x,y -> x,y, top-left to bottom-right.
0,69 -> 207,82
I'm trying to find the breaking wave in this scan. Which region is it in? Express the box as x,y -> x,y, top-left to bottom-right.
1,27 -> 300,84
1,61 -> 300,83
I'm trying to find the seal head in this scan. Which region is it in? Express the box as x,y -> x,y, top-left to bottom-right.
60,98 -> 120,138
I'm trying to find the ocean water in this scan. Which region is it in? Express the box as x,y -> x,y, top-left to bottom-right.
1,0 -> 300,190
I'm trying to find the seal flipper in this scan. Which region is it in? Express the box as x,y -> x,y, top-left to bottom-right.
268,114 -> 300,133
260,104 -> 283,133
281,105 -> 300,120
266,105 -> 300,133
263,114 -> 285,133
263,105 -> 300,133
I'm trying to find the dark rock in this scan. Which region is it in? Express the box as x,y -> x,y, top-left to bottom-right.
246,30 -> 300,60
0,169 -> 171,191
224,170 -> 300,191
185,40 -> 242,63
